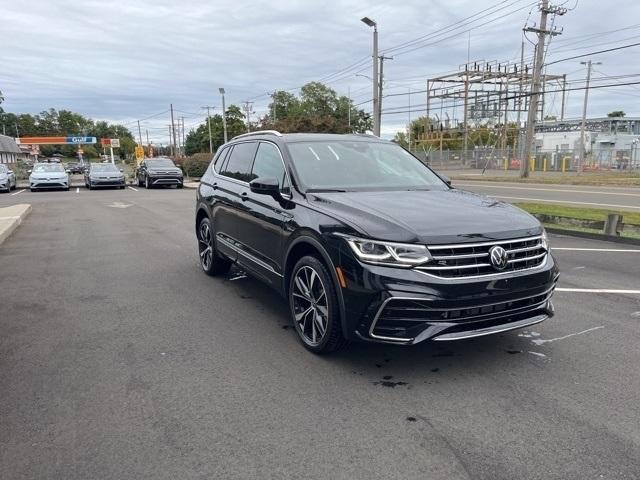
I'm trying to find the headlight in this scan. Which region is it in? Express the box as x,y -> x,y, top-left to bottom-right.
541,228 -> 550,252
346,237 -> 431,267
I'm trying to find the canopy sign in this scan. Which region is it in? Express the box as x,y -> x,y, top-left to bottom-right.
16,136 -> 97,145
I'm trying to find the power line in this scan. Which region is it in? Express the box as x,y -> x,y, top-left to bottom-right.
545,41 -> 640,66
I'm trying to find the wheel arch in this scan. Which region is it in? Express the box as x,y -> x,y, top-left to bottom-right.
284,234 -> 348,339
195,205 -> 210,235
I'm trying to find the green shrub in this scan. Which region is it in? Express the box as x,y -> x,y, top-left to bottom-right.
181,153 -> 213,178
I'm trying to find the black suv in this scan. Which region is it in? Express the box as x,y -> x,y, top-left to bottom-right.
137,157 -> 184,189
195,131 -> 558,354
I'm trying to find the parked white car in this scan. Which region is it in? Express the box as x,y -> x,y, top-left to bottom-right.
0,164 -> 16,192
29,163 -> 69,192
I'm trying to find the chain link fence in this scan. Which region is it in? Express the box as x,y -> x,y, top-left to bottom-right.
411,148 -> 640,172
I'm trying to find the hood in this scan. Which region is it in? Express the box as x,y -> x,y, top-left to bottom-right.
30,171 -> 67,179
307,188 -> 541,244
0,173 -> 7,179
90,172 -> 123,178
148,166 -> 182,174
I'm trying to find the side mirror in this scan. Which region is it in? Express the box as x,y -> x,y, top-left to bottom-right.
28,170 -> 32,174
119,168 -> 123,172
250,177 -> 280,197
7,170 -> 13,174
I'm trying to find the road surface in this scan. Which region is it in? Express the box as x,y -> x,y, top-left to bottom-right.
1,188 -> 639,479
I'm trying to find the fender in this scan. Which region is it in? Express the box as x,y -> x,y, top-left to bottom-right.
285,234 -> 349,340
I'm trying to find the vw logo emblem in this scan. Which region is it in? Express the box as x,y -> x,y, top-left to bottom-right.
489,245 -> 508,271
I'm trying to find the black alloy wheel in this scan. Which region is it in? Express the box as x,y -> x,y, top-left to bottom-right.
197,217 -> 231,276
289,256 -> 346,354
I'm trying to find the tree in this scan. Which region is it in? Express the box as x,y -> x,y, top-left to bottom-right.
184,105 -> 247,155
607,110 -> 626,117
262,82 -> 371,134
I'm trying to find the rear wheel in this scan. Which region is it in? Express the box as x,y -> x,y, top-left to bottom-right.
289,256 -> 346,354
197,217 -> 231,276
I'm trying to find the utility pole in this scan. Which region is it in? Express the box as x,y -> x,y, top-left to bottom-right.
168,125 -> 174,157
521,0 -> 566,178
378,55 -> 393,136
202,106 -> 214,154
137,120 -> 143,145
219,88 -> 228,143
579,60 -> 601,173
361,17 -> 379,136
180,117 -> 185,156
348,86 -> 351,131
242,101 -> 253,133
170,104 -> 177,158
463,66 -> 469,165
560,74 -> 568,120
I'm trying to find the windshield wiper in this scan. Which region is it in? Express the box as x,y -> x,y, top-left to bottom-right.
306,188 -> 349,193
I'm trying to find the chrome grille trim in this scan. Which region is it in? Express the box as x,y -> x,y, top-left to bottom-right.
418,235 -> 548,278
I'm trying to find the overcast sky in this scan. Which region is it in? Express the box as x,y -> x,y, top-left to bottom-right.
2,0 -> 639,142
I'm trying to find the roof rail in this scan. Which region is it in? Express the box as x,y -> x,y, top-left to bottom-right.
232,130 -> 283,140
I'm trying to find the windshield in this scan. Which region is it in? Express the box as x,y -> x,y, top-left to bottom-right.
33,164 -> 65,173
90,163 -> 119,172
286,141 -> 447,192
147,159 -> 176,168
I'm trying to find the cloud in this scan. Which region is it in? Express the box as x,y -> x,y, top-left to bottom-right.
1,0 -> 638,142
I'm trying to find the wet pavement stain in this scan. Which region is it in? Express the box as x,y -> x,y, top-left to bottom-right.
373,380 -> 409,388
406,417 -> 417,422
382,375 -> 393,380
431,368 -> 440,373
281,325 -> 293,330
506,350 -> 522,355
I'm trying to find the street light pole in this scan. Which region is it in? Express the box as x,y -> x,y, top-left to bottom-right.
219,88 -> 228,143
361,17 -> 379,136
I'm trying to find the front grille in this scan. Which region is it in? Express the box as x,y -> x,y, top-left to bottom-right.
371,285 -> 555,340
417,235 -> 547,278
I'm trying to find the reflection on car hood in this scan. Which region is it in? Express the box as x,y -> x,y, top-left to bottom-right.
308,189 -> 541,244
89,172 -> 123,177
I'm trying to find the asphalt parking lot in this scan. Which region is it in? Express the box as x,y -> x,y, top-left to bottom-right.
1,187 -> 639,479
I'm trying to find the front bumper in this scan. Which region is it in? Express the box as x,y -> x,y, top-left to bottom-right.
30,179 -> 69,189
336,248 -> 559,345
89,178 -> 125,187
149,174 -> 183,186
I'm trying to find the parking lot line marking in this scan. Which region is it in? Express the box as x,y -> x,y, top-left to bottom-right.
489,195 -> 640,210
553,248 -> 640,253
10,189 -> 25,196
532,326 -> 604,346
128,186 -> 138,191
76,187 -> 79,193
556,287 -> 640,294
455,183 -> 640,198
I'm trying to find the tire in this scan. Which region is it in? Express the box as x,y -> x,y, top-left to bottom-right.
197,217 -> 231,276
120,185 -> 125,189
145,176 -> 151,189
177,183 -> 183,189
289,255 -> 347,354
138,177 -> 143,187
30,188 -> 36,192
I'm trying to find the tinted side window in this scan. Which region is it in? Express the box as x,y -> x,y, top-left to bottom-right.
220,142 -> 257,182
251,142 -> 291,195
213,146 -> 230,173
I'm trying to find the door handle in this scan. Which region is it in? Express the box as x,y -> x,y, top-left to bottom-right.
240,192 -> 248,201
212,182 -> 218,190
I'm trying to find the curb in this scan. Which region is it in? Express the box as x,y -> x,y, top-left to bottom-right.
0,204 -> 32,246
546,226 -> 640,246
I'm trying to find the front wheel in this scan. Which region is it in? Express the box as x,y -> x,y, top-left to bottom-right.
289,256 -> 346,354
197,217 -> 231,276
